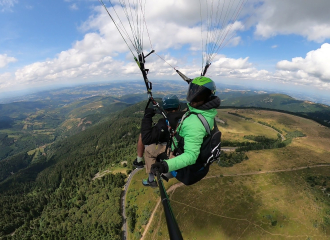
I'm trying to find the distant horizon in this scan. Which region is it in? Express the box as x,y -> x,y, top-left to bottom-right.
0,1 -> 329,106
1,80 -> 329,107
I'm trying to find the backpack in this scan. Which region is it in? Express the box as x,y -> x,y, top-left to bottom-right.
173,112 -> 221,185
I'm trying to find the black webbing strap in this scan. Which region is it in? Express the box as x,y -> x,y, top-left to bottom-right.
201,63 -> 211,76
176,69 -> 192,84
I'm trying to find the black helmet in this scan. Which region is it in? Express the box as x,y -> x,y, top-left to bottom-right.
162,94 -> 180,110
186,76 -> 216,102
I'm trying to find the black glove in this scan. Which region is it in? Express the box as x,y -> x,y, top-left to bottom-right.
144,108 -> 156,118
151,161 -> 169,175
156,152 -> 169,162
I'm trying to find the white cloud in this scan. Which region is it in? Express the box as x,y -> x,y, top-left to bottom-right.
254,0 -> 330,43
0,0 -> 17,11
0,54 -> 17,68
3,0 -> 330,94
0,72 -> 14,89
10,1 -> 246,87
70,4 -> 78,11
276,43 -> 330,83
212,55 -> 252,70
206,55 -> 271,81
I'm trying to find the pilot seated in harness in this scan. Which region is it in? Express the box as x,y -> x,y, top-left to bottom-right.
150,76 -> 221,186
133,94 -> 185,187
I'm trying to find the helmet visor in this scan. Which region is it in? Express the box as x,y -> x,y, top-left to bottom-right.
186,83 -> 210,102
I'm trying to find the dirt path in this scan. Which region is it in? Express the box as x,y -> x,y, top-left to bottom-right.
220,164 -> 330,177
141,198 -> 160,240
92,169 -> 111,180
169,199 -> 321,239
141,182 -> 184,240
221,147 -> 237,152
141,164 -> 330,239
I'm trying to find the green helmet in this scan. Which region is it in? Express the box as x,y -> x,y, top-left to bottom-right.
186,76 -> 216,102
162,94 -> 180,110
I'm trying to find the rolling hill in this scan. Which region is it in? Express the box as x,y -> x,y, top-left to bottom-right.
1,83 -> 330,239
130,109 -> 330,240
221,93 -> 330,127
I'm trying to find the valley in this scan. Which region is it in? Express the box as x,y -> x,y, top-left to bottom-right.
1,84 -> 330,240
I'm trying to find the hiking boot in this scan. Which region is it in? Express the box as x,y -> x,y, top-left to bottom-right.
133,158 -> 144,168
142,179 -> 158,188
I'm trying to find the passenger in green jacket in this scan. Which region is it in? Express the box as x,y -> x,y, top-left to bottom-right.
150,76 -> 221,184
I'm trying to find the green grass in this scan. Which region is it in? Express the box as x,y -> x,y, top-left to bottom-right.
125,170 -> 160,240
144,168 -> 330,239
217,110 -> 279,142
135,109 -> 330,240
126,169 -> 179,240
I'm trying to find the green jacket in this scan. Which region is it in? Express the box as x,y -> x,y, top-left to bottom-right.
165,103 -> 217,172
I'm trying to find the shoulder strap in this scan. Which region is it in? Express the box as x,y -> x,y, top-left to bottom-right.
176,112 -> 211,135
180,112 -> 190,123
195,114 -> 211,135
175,111 -> 190,132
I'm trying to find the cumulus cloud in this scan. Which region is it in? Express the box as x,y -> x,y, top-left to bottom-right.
276,43 -> 330,84
206,55 -> 270,81
84,1 -> 245,52
0,0 -> 17,11
3,0 -> 330,94
0,72 -> 14,89
254,0 -> 330,42
0,54 -> 17,68
10,1 -> 245,87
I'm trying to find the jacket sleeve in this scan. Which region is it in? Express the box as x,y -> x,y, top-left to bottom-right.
141,117 -> 167,145
165,115 -> 206,172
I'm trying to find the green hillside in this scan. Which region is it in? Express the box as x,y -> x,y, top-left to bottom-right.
0,96 -> 133,162
223,93 -> 325,111
1,89 -> 330,239
222,93 -> 330,127
139,109 -> 330,240
0,101 -> 148,239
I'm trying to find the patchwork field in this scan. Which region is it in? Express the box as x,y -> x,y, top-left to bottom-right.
128,109 -> 330,240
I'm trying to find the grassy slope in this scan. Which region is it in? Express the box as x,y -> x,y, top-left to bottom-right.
150,168 -> 330,240
126,169 -> 180,240
216,110 -> 279,142
222,93 -> 330,112
136,109 -> 330,240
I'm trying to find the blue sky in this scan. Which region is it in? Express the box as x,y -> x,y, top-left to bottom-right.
0,1 -> 89,67
0,0 -> 330,104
